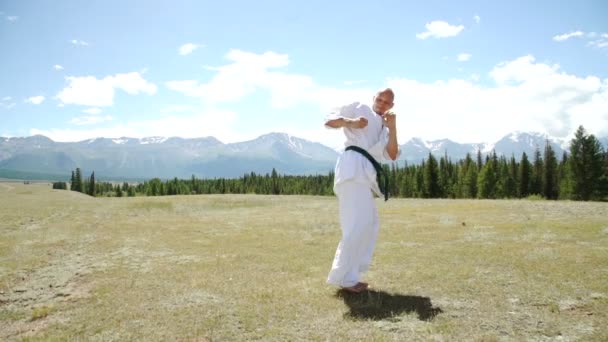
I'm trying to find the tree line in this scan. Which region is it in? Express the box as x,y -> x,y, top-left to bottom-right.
53,126 -> 607,201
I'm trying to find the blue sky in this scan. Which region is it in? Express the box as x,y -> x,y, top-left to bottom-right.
1,0 -> 607,148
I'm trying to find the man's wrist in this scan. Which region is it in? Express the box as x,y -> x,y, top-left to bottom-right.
342,118 -> 352,128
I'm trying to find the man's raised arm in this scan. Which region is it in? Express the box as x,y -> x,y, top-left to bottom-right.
325,117 -> 368,129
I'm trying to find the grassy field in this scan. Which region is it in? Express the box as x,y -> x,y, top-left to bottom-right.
1,182 -> 607,341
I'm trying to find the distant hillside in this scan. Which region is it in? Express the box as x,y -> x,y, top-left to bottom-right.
399,131 -> 570,163
0,133 -> 338,179
0,131 -> 604,180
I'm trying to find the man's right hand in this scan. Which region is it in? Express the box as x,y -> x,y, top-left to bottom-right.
347,117 -> 368,129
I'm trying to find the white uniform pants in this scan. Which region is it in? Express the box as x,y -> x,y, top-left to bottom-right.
327,181 -> 380,287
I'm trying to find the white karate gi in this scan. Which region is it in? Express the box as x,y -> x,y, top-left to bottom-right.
325,102 -> 401,287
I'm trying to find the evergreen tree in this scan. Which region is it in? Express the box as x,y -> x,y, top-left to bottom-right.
600,150 -> 608,199
74,168 -> 83,193
477,154 -> 497,199
464,156 -> 478,198
390,163 -> 399,197
499,156 -> 516,198
52,182 -> 67,190
508,155 -> 519,198
558,152 -> 572,199
438,152 -> 449,198
530,148 -> 543,195
455,153 -> 475,198
415,164 -> 424,198
494,155 -> 507,198
569,126 -> 604,200
271,168 -> 280,195
518,152 -> 531,197
423,153 -> 440,198
542,140 -> 558,199
399,164 -> 413,197
70,171 -> 76,191
88,171 -> 96,196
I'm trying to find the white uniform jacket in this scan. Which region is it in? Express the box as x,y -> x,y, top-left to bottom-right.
325,102 -> 401,197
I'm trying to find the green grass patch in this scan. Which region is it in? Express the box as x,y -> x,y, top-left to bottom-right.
128,201 -> 174,210
0,309 -> 27,321
30,306 -> 53,321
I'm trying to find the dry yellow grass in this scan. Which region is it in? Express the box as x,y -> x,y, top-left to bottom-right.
1,182 -> 607,341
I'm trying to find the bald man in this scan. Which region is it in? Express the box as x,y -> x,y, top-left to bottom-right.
324,88 -> 401,293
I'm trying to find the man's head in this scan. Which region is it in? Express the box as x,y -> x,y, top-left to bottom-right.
372,88 -> 394,115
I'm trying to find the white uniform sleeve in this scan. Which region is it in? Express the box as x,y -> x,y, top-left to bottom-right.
324,102 -> 360,129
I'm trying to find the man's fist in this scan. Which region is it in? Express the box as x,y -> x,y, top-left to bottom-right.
383,111 -> 396,130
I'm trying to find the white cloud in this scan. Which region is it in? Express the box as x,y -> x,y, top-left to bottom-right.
168,49 -> 374,113
56,72 -> 157,107
54,65 -> 64,70
162,50 -> 606,147
474,15 -> 480,24
387,55 -> 608,143
70,115 -> 113,126
1,95 -> 16,109
553,31 -> 608,50
553,31 -> 584,41
57,76 -> 114,106
83,107 -> 102,115
33,108 -> 239,142
26,96 -> 45,105
70,39 -> 90,46
179,43 -> 202,55
110,72 -> 157,95
416,21 -> 464,39
457,53 -> 472,62
7,16 -> 18,22
588,33 -> 608,49
167,49 -> 311,106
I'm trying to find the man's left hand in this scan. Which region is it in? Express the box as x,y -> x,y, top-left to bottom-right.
383,111 -> 397,130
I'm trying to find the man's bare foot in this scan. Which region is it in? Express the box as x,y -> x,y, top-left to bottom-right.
341,282 -> 368,294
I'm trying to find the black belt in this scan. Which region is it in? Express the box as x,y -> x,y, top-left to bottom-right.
345,145 -> 389,201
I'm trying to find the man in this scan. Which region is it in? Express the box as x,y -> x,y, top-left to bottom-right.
324,88 -> 400,293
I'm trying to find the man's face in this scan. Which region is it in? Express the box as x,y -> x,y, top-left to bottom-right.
372,92 -> 394,115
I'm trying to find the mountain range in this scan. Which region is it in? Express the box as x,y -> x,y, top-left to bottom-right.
0,132 -> 605,180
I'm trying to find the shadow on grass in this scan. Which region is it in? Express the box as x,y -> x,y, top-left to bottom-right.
335,289 -> 443,321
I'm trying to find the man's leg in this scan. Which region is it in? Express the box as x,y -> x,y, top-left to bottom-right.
327,181 -> 376,288
359,199 -> 380,274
